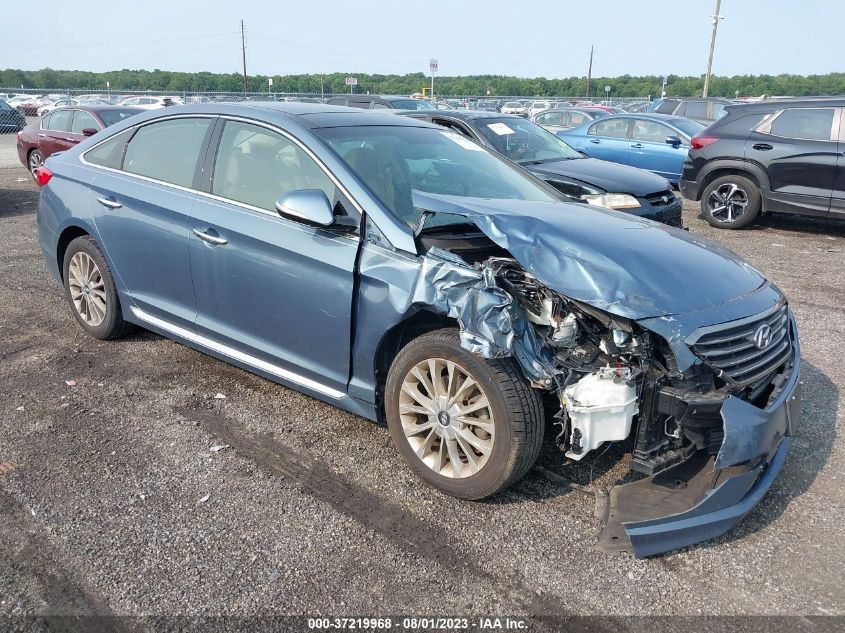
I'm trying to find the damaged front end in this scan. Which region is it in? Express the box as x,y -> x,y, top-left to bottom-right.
409,191 -> 801,557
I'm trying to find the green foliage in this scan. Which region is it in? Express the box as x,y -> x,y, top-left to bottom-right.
2,67 -> 844,97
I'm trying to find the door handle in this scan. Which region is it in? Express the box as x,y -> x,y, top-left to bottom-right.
65,137 -> 77,142
752,143 -> 773,151
96,196 -> 122,209
631,143 -> 644,149
589,138 -> 601,144
37,133 -> 46,137
193,228 -> 228,245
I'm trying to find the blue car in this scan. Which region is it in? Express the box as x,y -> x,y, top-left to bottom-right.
34,103 -> 800,557
558,113 -> 705,185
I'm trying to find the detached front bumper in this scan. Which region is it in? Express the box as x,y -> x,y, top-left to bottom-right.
598,332 -> 801,558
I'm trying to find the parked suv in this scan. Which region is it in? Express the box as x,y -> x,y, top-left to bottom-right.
649,97 -> 734,124
680,99 -> 845,229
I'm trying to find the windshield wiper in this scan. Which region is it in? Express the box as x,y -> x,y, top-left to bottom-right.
518,157 -> 573,166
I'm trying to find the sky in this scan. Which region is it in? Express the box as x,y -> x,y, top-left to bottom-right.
2,0 -> 842,78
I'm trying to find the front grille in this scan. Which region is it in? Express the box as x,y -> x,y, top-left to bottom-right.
690,304 -> 793,388
643,190 -> 675,207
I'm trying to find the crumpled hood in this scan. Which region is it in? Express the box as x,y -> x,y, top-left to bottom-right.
412,191 -> 766,320
527,157 -> 671,196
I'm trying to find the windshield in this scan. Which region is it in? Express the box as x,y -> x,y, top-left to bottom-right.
391,99 -> 435,110
315,125 -> 557,229
670,118 -> 706,138
98,108 -> 142,127
473,117 -> 582,164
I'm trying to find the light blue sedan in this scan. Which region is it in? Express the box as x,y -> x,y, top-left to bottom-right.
558,113 -> 705,185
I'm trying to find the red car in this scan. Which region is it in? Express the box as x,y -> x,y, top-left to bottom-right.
17,105 -> 142,177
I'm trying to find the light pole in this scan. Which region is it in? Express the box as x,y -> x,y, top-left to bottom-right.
703,0 -> 723,98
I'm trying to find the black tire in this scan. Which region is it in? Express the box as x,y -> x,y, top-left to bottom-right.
700,174 -> 761,229
62,236 -> 134,340
385,328 -> 544,500
28,149 -> 44,179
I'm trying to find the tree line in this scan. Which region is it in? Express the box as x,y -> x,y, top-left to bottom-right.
2,68 -> 844,97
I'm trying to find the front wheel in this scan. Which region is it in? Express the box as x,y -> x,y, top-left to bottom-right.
701,174 -> 761,229
385,328 -> 544,500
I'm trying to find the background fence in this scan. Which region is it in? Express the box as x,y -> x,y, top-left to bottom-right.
1,87 -> 650,106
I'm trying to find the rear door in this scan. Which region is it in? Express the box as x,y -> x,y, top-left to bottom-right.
85,116 -> 216,328
747,106 -> 838,215
188,118 -> 359,392
627,118 -> 688,182
40,109 -> 74,156
581,117 -> 632,164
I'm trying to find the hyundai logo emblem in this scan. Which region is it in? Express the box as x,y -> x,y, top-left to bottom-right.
753,323 -> 773,349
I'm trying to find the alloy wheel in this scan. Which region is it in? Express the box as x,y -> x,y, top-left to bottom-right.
399,358 -> 495,478
707,183 -> 749,223
68,252 -> 107,327
28,152 -> 43,177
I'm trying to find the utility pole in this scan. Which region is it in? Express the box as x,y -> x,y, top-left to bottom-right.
241,19 -> 248,93
586,45 -> 593,99
702,0 -> 722,98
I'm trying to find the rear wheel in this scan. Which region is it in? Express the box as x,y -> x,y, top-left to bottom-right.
28,149 -> 44,179
62,236 -> 134,340
385,328 -> 544,500
701,174 -> 761,229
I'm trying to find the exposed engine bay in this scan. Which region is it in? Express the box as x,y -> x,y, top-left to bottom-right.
405,190 -> 800,557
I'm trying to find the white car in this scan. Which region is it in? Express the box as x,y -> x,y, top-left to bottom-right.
528,100 -> 552,118
116,96 -> 178,110
37,98 -> 80,117
500,101 -> 527,117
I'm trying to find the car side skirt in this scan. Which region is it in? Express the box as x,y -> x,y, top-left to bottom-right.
126,306 -> 379,422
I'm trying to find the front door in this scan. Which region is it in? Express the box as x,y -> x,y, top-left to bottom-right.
188,119 -> 359,393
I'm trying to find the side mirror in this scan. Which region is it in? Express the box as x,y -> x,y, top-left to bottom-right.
82,128 -> 98,137
274,189 -> 335,226
665,135 -> 682,147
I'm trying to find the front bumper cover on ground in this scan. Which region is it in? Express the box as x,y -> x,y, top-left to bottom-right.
598,333 -> 801,558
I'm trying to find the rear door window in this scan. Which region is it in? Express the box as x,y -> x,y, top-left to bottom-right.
123,117 -> 212,187
683,101 -> 709,120
769,108 -> 835,141
655,100 -> 679,114
84,128 -> 133,168
46,110 -> 72,132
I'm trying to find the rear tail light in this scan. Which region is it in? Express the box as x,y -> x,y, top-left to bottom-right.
691,136 -> 719,150
35,166 -> 53,187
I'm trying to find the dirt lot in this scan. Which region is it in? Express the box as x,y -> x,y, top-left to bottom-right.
1,127 -> 843,628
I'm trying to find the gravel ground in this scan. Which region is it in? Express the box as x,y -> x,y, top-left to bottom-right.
0,128 -> 843,629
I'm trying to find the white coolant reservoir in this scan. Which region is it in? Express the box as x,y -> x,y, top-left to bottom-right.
563,367 -> 638,461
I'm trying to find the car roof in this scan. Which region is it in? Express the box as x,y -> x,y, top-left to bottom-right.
108,102 -> 435,130
724,97 -> 845,112
598,112 -> 690,124
408,109 -> 519,122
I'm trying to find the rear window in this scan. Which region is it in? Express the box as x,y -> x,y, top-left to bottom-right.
654,100 -> 679,114
123,118 -> 211,187
98,108 -> 141,127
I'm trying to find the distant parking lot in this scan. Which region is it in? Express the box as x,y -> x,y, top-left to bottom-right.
0,124 -> 843,625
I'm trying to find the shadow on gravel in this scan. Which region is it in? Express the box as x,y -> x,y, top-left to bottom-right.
0,180 -> 39,218
697,359 -> 838,549
744,213 -> 845,237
